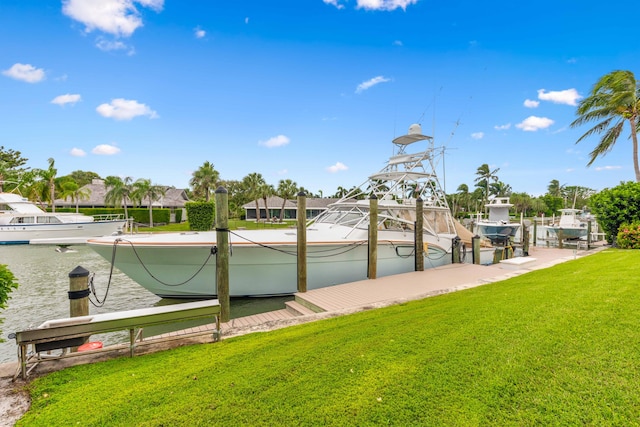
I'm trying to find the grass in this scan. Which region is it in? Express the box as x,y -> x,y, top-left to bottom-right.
17,249 -> 640,426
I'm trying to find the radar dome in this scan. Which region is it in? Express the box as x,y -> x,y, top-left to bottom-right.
408,124 -> 422,135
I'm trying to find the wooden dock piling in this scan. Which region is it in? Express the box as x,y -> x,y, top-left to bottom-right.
297,191 -> 307,293
215,186 -> 230,323
368,195 -> 378,279
415,197 -> 424,271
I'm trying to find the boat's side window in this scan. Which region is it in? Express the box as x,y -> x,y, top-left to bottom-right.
37,216 -> 59,224
10,216 -> 35,224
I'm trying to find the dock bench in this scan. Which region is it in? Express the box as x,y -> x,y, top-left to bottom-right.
13,299 -> 221,380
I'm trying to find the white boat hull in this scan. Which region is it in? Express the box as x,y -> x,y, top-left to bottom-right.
545,226 -> 588,240
88,229 -> 453,298
0,220 -> 127,245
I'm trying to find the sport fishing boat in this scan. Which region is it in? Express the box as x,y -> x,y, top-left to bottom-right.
474,197 -> 521,245
0,192 -> 127,245
88,124 -> 487,298
545,208 -> 588,240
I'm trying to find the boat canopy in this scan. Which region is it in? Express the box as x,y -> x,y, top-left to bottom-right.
0,193 -> 46,214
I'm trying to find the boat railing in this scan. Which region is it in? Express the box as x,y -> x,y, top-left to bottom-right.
92,213 -> 125,222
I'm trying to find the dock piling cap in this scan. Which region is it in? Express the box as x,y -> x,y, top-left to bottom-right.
69,265 -> 90,278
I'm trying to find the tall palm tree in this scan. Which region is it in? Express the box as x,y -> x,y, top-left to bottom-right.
259,183 -> 275,221
276,179 -> 298,221
105,176 -> 134,219
133,179 -> 166,227
571,70 -> 640,181
547,179 -> 565,198
474,163 -> 500,209
242,173 -> 266,221
189,161 -> 220,202
60,181 -> 91,213
36,158 -> 57,212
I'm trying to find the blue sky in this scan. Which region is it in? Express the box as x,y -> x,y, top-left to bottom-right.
2,0 -> 639,197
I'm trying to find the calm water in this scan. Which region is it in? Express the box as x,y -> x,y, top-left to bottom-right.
0,245 -> 291,363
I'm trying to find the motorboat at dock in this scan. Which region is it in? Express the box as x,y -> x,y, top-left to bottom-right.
545,208 -> 589,240
0,192 -> 127,245
88,124 -> 490,298
474,197 -> 521,245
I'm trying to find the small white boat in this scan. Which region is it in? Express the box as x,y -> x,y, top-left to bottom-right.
475,197 -> 521,245
0,193 -> 127,245
88,124 -> 492,298
545,208 -> 588,240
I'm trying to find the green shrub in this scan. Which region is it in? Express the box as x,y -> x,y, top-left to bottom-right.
617,222 -> 640,249
0,264 -> 18,343
186,201 -> 215,231
590,181 -> 640,244
174,209 -> 183,223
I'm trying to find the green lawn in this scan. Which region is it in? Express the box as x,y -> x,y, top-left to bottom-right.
17,249 -> 640,426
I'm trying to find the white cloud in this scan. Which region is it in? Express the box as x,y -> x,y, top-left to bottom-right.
2,63 -> 45,83
51,94 -> 82,106
96,98 -> 158,120
471,132 -> 484,140
245,17 -> 250,24
92,144 -> 121,155
537,88 -> 582,106
62,0 -> 164,37
323,0 -> 345,9
595,165 -> 622,171
96,37 -> 134,54
393,40 -> 403,46
356,0 -> 418,11
355,76 -> 391,94
258,135 -> 290,148
70,148 -> 86,157
194,27 -> 206,38
276,169 -> 288,175
494,123 -> 511,130
327,162 -> 348,173
524,99 -> 539,108
516,116 -> 554,132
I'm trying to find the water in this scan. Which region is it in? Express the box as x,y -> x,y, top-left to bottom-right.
0,245 -> 291,363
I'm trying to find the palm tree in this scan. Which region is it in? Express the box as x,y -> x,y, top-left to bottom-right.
189,161 -> 220,202
489,181 -> 512,197
133,179 -> 167,227
60,181 -> 91,213
259,183 -> 275,221
453,183 -> 470,217
474,163 -> 500,208
333,186 -> 349,198
242,173 -> 266,221
36,158 -> 57,212
105,176 -> 134,219
547,179 -> 565,198
571,70 -> 640,181
276,179 -> 298,222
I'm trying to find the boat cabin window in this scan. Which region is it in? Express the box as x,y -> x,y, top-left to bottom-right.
10,216 -> 35,224
37,216 -> 62,224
